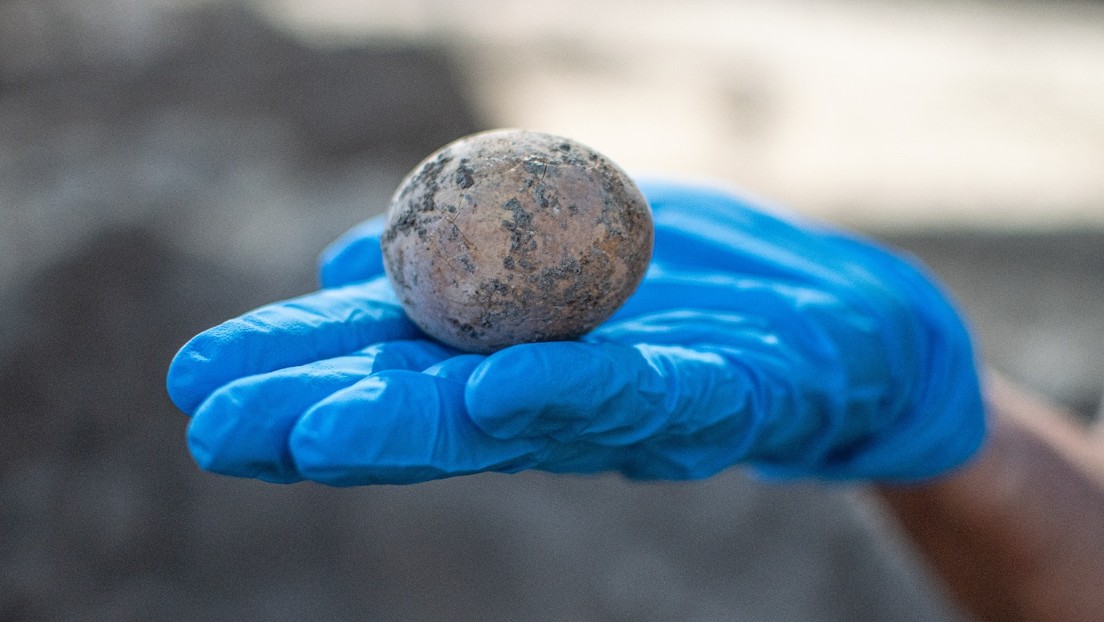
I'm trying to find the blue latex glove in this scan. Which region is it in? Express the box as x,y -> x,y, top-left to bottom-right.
167,179 -> 985,485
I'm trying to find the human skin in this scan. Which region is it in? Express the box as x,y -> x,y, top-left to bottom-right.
877,374 -> 1104,621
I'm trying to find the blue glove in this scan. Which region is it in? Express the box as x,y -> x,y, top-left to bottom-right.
167,179 -> 985,485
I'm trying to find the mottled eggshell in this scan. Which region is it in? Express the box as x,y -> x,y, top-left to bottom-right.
380,129 -> 654,354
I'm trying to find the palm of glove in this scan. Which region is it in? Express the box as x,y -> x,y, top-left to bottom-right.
167,180 -> 984,486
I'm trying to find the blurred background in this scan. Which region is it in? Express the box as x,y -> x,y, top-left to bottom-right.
1,0 -> 1101,620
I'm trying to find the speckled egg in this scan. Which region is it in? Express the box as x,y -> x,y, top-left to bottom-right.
380,129 -> 654,354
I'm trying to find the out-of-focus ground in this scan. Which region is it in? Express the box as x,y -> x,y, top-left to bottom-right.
0,1 -> 1100,620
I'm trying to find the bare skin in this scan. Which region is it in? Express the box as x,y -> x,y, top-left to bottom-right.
877,374 -> 1104,621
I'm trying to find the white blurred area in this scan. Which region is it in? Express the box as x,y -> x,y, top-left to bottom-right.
255,0 -> 1104,230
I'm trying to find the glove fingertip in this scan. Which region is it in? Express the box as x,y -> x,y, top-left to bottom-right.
187,418 -> 303,484
286,375 -> 399,486
185,419 -> 218,472
165,323 -> 248,414
286,412 -> 331,484
318,218 -> 387,288
465,342 -> 643,442
464,352 -> 536,439
166,340 -> 213,415
186,396 -> 260,479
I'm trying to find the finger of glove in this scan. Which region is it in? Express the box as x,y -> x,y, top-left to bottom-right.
318,215 -> 387,288
167,278 -> 422,415
464,342 -> 772,464
187,340 -> 451,483
289,370 -> 548,486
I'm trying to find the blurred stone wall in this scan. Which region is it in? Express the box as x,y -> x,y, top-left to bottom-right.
1,2 -> 1100,621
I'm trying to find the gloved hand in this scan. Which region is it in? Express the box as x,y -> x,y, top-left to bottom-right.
166,179 -> 985,485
